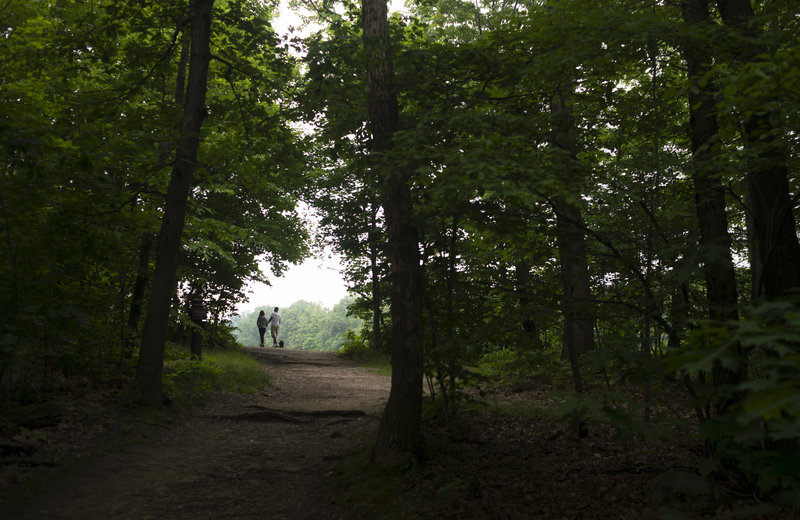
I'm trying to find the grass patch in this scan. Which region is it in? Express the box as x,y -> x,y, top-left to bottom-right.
204,349 -> 272,392
336,331 -> 392,376
338,350 -> 392,377
163,347 -> 271,408
476,348 -> 570,390
355,352 -> 392,377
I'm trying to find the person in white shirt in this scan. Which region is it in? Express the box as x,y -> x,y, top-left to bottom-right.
267,307 -> 281,347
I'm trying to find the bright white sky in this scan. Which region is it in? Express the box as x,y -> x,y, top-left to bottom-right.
271,0 -> 407,36
236,252 -> 349,312
271,2 -> 309,36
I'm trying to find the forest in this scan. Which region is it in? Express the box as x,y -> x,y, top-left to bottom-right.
232,297 -> 363,350
1,0 -> 799,516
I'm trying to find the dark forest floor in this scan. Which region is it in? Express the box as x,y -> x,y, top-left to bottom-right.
1,349 -> 794,520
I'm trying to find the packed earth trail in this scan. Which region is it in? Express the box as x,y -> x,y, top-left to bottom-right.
5,348 -> 390,520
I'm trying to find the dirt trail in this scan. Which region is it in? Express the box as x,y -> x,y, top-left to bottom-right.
6,348 -> 390,520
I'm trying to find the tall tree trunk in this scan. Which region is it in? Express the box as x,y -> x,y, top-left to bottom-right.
682,0 -> 740,324
553,196 -> 592,394
550,93 -> 594,395
129,0 -> 215,406
362,0 -> 424,456
682,0 -> 746,414
716,0 -> 800,299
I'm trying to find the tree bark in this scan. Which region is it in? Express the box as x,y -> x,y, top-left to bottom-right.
681,0 -> 740,324
550,93 -> 594,395
745,189 -> 762,300
681,0 -> 749,415
129,0 -> 215,406
716,0 -> 800,300
362,0 -> 424,456
553,196 -> 592,394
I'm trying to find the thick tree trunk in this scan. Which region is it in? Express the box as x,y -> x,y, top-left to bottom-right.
682,0 -> 747,415
550,94 -> 594,395
553,196 -> 592,393
716,0 -> 800,299
362,0 -> 424,456
129,0 -> 215,406
376,169 -> 424,455
681,0 -> 740,324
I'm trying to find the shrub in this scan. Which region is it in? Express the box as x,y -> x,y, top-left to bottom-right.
671,300 -> 800,507
339,330 -> 372,359
478,347 -> 568,389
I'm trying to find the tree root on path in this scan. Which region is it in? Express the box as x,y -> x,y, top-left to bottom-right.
206,406 -> 367,424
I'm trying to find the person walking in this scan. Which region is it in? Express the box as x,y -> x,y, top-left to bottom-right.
256,310 -> 268,347
267,307 -> 281,347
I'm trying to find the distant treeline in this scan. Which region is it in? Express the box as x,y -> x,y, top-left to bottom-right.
232,298 -> 361,351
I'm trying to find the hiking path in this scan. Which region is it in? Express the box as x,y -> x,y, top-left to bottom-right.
5,347 -> 389,520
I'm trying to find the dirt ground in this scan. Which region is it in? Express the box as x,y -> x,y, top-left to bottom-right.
4,348 -> 792,520
3,347 -> 390,520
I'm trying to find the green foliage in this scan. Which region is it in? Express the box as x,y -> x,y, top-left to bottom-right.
551,388 -> 675,445
2,0 -> 799,514
736,303 -> 800,426
163,346 -> 271,407
203,349 -> 272,393
479,348 -> 569,389
0,0 -> 309,407
203,320 -> 244,351
338,331 -> 392,377
668,300 -> 800,504
338,329 -> 371,358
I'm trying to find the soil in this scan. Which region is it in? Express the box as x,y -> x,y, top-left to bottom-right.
3,347 -> 390,520
2,348 -> 792,520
